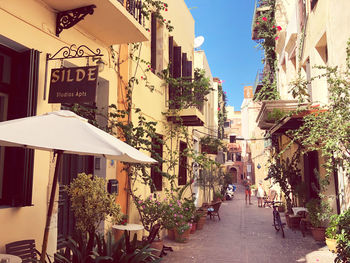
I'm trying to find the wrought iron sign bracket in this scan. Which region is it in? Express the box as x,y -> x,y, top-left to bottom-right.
56,5 -> 96,37
44,44 -> 103,100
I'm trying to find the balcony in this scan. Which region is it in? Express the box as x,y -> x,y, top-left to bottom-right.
256,100 -> 304,130
251,0 -> 271,40
43,0 -> 148,45
167,107 -> 205,126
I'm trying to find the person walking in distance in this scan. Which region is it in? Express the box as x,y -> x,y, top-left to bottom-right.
243,177 -> 252,205
256,180 -> 265,207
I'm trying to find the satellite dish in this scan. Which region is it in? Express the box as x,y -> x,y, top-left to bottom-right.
194,36 -> 205,49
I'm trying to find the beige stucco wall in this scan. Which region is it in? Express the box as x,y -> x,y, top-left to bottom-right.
273,0 -> 350,210
0,0 -> 146,254
126,0 -> 215,237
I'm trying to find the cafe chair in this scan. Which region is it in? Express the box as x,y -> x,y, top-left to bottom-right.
207,201 -> 222,220
5,239 -> 52,263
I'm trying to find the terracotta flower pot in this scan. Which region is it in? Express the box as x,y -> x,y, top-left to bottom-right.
150,239 -> 164,257
174,228 -> 190,243
167,228 -> 175,240
190,223 -> 196,234
288,216 -> 301,229
285,213 -> 290,227
196,215 -> 206,230
325,237 -> 337,253
311,227 -> 326,241
113,229 -> 124,242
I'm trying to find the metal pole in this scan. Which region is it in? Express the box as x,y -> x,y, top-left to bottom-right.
40,150 -> 63,262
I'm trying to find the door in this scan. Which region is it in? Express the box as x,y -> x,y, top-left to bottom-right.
303,151 -> 320,202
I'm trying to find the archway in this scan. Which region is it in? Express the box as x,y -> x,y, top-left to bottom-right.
230,167 -> 238,183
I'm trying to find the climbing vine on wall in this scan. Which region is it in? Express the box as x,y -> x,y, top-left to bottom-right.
254,0 -> 280,101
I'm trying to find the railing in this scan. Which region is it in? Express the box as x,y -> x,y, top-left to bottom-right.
117,0 -> 144,26
253,69 -> 264,94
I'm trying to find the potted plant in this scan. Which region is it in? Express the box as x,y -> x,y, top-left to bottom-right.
306,198 -> 333,241
214,190 -> 223,202
191,213 -> 201,234
65,173 -> 122,253
196,208 -> 207,230
335,208 -> 350,262
325,214 -> 339,253
174,221 -> 191,243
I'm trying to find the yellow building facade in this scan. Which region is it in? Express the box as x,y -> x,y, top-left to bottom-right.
113,0 -> 220,237
0,0 -> 149,254
253,0 -> 350,212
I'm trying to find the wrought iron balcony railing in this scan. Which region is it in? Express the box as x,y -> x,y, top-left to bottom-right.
117,0 -> 144,26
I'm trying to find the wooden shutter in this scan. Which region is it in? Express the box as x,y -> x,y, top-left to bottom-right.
173,46 -> 182,78
178,141 -> 187,185
182,53 -> 187,77
22,49 -> 39,206
151,13 -> 157,72
3,49 -> 39,206
170,46 -> 182,109
151,135 -> 163,191
169,36 -> 174,77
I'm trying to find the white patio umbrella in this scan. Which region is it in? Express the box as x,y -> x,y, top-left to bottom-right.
0,110 -> 156,262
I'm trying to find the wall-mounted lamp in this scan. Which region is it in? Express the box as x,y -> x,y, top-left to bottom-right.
93,57 -> 106,72
257,163 -> 261,169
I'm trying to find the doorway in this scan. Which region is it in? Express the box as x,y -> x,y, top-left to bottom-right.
230,167 -> 238,184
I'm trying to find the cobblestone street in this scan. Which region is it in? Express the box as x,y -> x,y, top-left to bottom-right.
162,186 -> 336,263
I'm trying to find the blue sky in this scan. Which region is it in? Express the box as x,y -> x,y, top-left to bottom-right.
184,0 -> 263,110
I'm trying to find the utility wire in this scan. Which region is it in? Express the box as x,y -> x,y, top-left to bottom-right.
193,128 -> 269,141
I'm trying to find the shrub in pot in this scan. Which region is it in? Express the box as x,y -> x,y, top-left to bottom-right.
306,198 -> 333,241
325,214 -> 339,253
335,208 -> 350,263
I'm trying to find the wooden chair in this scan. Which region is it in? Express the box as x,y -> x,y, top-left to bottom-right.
263,189 -> 277,207
5,239 -> 52,263
208,201 -> 222,220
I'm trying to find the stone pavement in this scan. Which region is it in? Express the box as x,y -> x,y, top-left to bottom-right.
161,185 -> 336,263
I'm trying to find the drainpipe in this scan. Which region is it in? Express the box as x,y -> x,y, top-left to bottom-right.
332,155 -> 341,214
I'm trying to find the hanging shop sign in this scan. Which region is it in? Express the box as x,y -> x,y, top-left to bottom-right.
48,66 -> 98,104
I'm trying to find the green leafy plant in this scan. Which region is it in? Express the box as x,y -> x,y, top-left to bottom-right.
266,108 -> 287,123
305,198 -> 333,228
133,194 -> 165,233
65,173 -> 122,252
55,231 -> 161,263
214,190 -> 223,200
266,148 -> 302,213
253,0 -> 280,101
326,214 -> 340,239
335,208 -> 350,263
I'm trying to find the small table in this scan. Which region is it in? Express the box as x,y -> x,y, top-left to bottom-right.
112,224 -> 144,253
112,224 -> 144,232
292,207 -> 308,215
0,254 -> 22,263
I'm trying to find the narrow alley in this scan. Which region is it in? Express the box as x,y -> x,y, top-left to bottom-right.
162,186 -> 336,263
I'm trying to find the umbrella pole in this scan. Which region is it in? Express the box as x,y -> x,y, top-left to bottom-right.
40,150 -> 63,263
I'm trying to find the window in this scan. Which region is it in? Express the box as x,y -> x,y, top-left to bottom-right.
0,45 -> 39,207
178,141 -> 187,185
310,0 -> 318,10
236,153 -> 242,162
302,58 -> 312,101
224,121 -> 230,128
151,134 -> 163,191
168,37 -> 193,109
